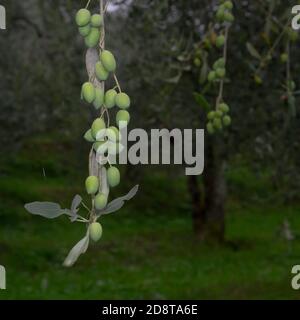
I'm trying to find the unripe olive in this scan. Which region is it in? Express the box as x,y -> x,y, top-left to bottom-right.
106,126 -> 120,142
100,50 -> 117,72
84,129 -> 95,142
82,82 -> 96,103
223,115 -> 232,127
89,222 -> 103,242
207,122 -> 215,135
288,29 -> 298,42
215,110 -> 223,118
193,58 -> 201,67
207,111 -> 216,120
208,71 -> 216,82
116,110 -> 130,128
213,117 -> 223,130
91,14 -> 103,27
93,88 -> 104,109
224,12 -> 234,23
288,80 -> 296,91
216,68 -> 226,78
224,1 -> 233,10
85,176 -> 99,195
95,61 -> 109,81
115,92 -> 131,109
105,89 -> 117,108
280,53 -> 288,63
85,28 -> 100,48
75,9 -> 91,27
91,118 -> 106,139
213,58 -> 225,69
216,8 -> 225,21
218,103 -> 230,113
254,74 -> 262,85
79,24 -> 91,37
95,193 -> 107,210
216,35 -> 225,48
107,166 -> 120,187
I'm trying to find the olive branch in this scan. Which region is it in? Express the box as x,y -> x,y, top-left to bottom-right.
24,0 -> 139,267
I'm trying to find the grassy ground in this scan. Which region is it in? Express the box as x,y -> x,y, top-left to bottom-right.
0,138 -> 300,300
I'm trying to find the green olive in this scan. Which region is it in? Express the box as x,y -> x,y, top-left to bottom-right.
91,14 -> 103,27
107,166 -> 120,187
89,222 -> 103,242
85,28 -> 100,48
115,92 -> 131,109
95,193 -> 107,210
95,61 -> 109,81
85,176 -> 99,195
93,88 -> 104,109
223,115 -> 232,126
91,118 -> 106,140
116,110 -> 130,128
75,9 -> 91,27
79,24 -> 91,37
82,82 -> 96,104
104,89 -> 117,108
84,129 -> 95,142
216,35 -> 225,48
100,50 -> 117,72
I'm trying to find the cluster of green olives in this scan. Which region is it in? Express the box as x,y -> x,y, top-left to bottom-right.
76,7 -> 133,243
206,103 -> 231,134
85,164 -> 120,200
216,1 -> 234,24
208,57 -> 226,82
75,8 -> 103,48
81,48 -> 131,156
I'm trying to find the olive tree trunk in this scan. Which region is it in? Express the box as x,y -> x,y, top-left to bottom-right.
188,136 -> 227,243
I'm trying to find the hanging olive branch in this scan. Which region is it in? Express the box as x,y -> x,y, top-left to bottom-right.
24,0 -> 139,267
205,0 -> 234,135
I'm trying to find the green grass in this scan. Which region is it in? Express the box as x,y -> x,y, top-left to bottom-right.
0,139 -> 300,299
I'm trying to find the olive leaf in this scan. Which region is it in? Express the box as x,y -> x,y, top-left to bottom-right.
63,231 -> 90,267
98,185 -> 139,216
193,92 -> 211,112
288,93 -> 296,118
86,48 -> 102,88
86,48 -> 98,78
70,195 -> 82,222
164,72 -> 182,84
24,202 -> 65,219
246,42 -> 261,60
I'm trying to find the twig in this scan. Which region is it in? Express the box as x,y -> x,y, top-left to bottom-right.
85,0 -> 92,9
216,26 -> 229,106
113,73 -> 122,92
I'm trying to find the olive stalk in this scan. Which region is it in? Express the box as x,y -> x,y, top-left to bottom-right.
216,25 -> 229,106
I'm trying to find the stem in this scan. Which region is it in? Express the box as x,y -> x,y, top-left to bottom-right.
255,19 -> 291,75
216,26 -> 229,107
286,40 -> 291,89
85,0 -> 92,9
104,0 -> 110,13
113,74 -> 122,92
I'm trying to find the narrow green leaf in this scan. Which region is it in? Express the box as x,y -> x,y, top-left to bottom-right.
246,42 -> 261,60
193,92 -> 211,112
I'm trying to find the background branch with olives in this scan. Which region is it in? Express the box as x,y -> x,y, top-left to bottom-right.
205,0 -> 234,135
24,0 -> 138,267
